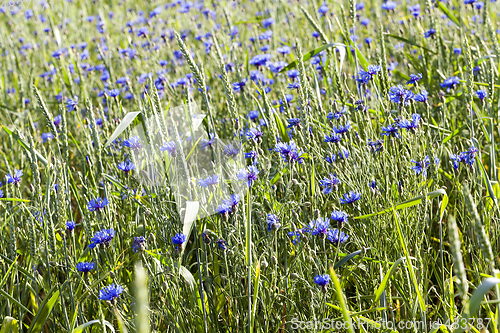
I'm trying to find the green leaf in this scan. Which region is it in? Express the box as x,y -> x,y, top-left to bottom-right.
279,43 -> 345,72
334,249 -> 364,269
27,286 -> 60,333
0,198 -> 30,202
385,34 -> 437,54
274,113 -> 289,143
355,189 -> 447,219
104,111 -> 141,147
2,126 -> 48,166
72,319 -> 115,333
436,2 -> 460,27
372,257 -> 407,306
0,317 -> 19,333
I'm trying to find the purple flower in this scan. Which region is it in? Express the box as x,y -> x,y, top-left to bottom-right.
66,221 -> 76,231
414,89 -> 428,103
237,166 -> 259,187
66,95 -> 79,111
399,113 -> 421,132
424,28 -> 436,38
123,136 -> 142,150
327,229 -> 349,244
99,283 -> 124,301
201,133 -> 216,149
198,175 -> 219,188
159,141 -> 177,156
89,228 -> 115,248
77,262 -> 96,273
476,90 -> 487,100
132,236 -> 146,253
407,73 -> 422,85
381,124 -> 400,138
172,233 -> 186,247
388,85 -> 414,105
5,169 -> 23,185
320,174 -> 341,194
266,214 -> 280,231
314,274 -> 331,288
117,159 -> 135,175
381,1 -> 397,10
441,77 -> 461,91
411,155 -> 430,176
340,191 -> 361,204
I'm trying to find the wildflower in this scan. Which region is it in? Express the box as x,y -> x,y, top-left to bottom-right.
440,76 -> 461,91
66,221 -> 76,232
87,197 -> 109,213
273,141 -> 304,163
117,159 -> 135,175
288,82 -> 300,90
237,166 -> 259,187
459,145 -> 479,167
381,1 -> 397,10
131,236 -> 146,253
224,142 -> 241,157
356,65 -> 381,84
287,231 -> 301,245
159,141 -> 176,156
388,85 -> 414,106
318,3 -> 329,14
367,139 -> 384,153
340,191 -> 361,204
99,284 -> 124,302
42,132 -> 55,143
201,133 -> 216,149
287,118 -> 301,129
137,26 -> 149,37
198,175 -> 219,188
314,274 -> 331,290
406,73 -> 422,85
399,113 -> 421,132
223,194 -> 240,211
76,262 -> 96,273
89,228 -> 115,248
424,28 -> 436,38
414,89 -> 428,103
311,217 -> 330,237
476,90 -> 487,101
411,155 -> 430,176
216,204 -> 232,217
324,132 -> 342,143
333,122 -> 351,135
266,214 -> 280,231
381,124 -> 401,138
327,106 -> 347,120
172,233 -> 186,249
6,169 -> 23,185
330,211 -> 348,228
338,149 -> 349,160
216,239 -> 227,251
66,96 -> 79,111
277,46 -> 291,55
246,127 -> 263,142
0,189 -> 3,198
327,229 -> 349,244
320,174 -> 341,194
325,154 -> 336,164
123,136 -> 142,150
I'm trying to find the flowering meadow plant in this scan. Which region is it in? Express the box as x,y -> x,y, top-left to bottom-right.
0,0 -> 498,332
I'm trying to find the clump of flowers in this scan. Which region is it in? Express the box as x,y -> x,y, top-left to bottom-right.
89,229 -> 115,249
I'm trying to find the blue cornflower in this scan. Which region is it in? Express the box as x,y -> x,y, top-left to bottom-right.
441,77 -> 461,91
381,1 -> 397,10
137,26 -> 149,37
108,89 -> 120,97
356,65 -> 381,84
159,141 -> 176,156
223,194 -> 240,210
216,204 -> 232,217
320,174 -> 341,194
249,54 -> 271,67
66,96 -> 79,111
172,233 -> 186,248
87,197 -> 109,213
88,228 -> 115,248
381,124 -> 401,138
198,175 -> 219,188
266,214 -> 280,231
414,89 -> 428,103
476,90 -> 487,100
232,80 -> 247,92
42,132 -> 54,143
117,159 -> 135,175
333,121 -> 351,135
325,154 -> 336,164
411,155 -> 430,176
338,149 -> 349,160
246,127 -> 263,141
76,262 -> 96,273
314,274 -> 331,288
311,217 -> 331,237
325,132 -> 342,143
287,69 -> 300,79
388,85 -> 414,106
245,150 -> 258,160
66,221 -> 76,231
132,236 -> 146,253
0,189 -> 3,198
327,229 -> 349,244
223,142 -> 241,157
288,82 -> 300,90
287,231 -> 301,245
367,139 -> 384,153
399,113 -> 421,132
407,73 -> 422,85
340,191 -> 361,204
327,106 -> 347,120
123,136 -> 142,150
459,145 -> 479,167
201,133 -> 216,149
287,118 -> 301,128
216,239 -> 227,251
424,28 -> 436,38
277,46 -> 291,55
99,284 -> 124,302
273,141 -> 304,163
5,169 -> 23,185
330,211 -> 348,227
237,166 -> 259,187
262,17 -> 275,28
318,3 -> 329,14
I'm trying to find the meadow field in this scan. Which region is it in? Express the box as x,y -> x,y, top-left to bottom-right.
0,0 -> 499,332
